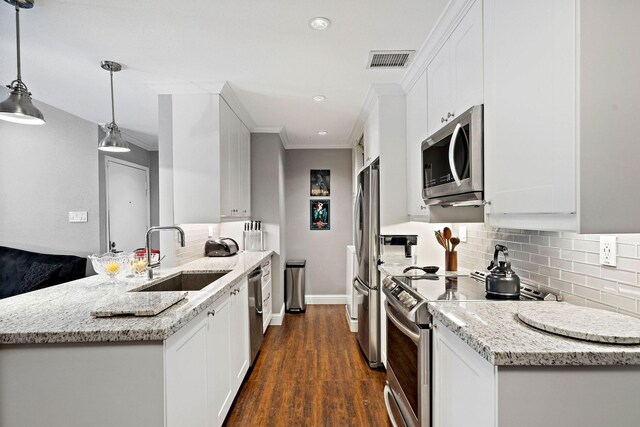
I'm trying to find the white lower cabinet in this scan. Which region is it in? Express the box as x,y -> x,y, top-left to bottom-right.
432,318 -> 640,427
165,277 -> 250,427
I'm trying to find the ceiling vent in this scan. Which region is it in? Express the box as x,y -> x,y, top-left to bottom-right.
367,50 -> 415,69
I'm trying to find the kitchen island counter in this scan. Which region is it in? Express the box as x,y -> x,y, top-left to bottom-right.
0,251 -> 273,344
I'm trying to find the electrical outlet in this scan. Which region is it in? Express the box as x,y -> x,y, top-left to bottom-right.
459,226 -> 467,243
600,236 -> 617,267
68,211 -> 88,223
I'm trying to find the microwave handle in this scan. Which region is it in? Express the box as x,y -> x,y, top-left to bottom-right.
448,123 -> 463,187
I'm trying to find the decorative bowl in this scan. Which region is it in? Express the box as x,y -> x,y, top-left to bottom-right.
88,252 -> 132,282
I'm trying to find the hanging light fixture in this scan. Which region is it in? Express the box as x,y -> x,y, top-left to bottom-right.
0,0 -> 45,125
98,60 -> 130,152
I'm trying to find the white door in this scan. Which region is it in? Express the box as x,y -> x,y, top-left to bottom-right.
106,158 -> 150,252
427,42 -> 451,136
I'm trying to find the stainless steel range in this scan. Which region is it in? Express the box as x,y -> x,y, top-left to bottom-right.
382,272 -> 558,427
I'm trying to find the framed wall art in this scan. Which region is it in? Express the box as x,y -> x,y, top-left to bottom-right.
310,199 -> 330,230
310,169 -> 330,196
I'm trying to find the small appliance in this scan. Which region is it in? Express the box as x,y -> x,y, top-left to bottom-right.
204,237 -> 239,257
379,235 -> 418,265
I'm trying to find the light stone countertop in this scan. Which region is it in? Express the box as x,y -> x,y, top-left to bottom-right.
0,251 -> 273,345
428,301 -> 640,366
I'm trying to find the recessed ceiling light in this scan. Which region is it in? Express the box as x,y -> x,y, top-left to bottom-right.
309,17 -> 331,30
318,130 -> 328,136
313,95 -> 326,102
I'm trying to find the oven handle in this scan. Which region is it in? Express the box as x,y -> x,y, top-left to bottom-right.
353,277 -> 370,297
385,301 -> 420,344
383,385 -> 404,427
448,122 -> 463,187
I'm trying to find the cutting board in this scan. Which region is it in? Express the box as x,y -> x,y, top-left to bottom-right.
518,303 -> 640,344
91,291 -> 187,317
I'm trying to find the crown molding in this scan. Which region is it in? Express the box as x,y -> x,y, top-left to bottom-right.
285,142 -> 352,150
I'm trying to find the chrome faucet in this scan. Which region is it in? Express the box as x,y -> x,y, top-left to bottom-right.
146,226 -> 186,279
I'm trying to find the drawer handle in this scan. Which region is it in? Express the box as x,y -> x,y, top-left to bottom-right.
208,310 -> 215,316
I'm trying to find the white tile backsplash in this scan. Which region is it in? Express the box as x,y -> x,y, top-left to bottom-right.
455,224 -> 640,318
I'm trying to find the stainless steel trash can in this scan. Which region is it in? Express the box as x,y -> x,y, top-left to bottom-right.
285,259 -> 306,313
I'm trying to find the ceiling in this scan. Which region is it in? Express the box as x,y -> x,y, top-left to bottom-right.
0,0 -> 447,149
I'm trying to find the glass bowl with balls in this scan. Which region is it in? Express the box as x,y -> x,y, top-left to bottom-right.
88,252 -> 133,283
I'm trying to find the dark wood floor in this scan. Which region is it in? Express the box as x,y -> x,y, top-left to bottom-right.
225,305 -> 391,427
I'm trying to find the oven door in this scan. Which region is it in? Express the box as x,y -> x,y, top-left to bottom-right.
421,105 -> 483,205
385,301 -> 429,427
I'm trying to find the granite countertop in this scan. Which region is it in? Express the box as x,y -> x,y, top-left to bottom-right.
428,301 -> 640,366
0,251 -> 273,345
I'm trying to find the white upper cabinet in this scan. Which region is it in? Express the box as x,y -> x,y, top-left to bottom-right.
427,0 -> 483,136
484,0 -> 640,232
363,101 -> 381,165
406,70 -> 430,219
220,99 -> 251,219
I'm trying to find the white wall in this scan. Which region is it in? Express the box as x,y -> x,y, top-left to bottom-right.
285,149 -> 352,297
0,100 -> 100,256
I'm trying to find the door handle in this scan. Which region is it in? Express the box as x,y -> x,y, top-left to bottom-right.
448,123 -> 463,187
352,277 -> 370,296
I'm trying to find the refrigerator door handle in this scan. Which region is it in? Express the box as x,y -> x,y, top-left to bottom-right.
353,277 -> 370,296
354,183 -> 364,265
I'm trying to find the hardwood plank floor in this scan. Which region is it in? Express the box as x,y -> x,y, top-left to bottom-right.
225,305 -> 391,427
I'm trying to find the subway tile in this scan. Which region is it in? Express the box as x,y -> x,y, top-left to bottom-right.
560,250 -> 586,262
550,258 -> 573,270
585,299 -> 617,313
573,262 -> 601,277
539,231 -> 561,237
585,276 -> 618,294
511,260 -> 540,274
549,278 -> 573,294
585,253 -> 600,265
549,237 -> 573,250
531,236 -> 550,246
618,243 -> 637,258
561,232 -> 579,239
580,234 -> 601,242
511,251 -> 530,261
530,254 -> 550,266
572,239 -> 600,253
601,267 -> 637,285
600,293 -> 636,312
528,273 -> 550,286
617,283 -> 640,299
572,284 -> 600,300
562,293 -> 586,306
512,235 -> 530,244
538,246 -> 560,258
561,271 -> 586,285
619,308 -> 640,319
520,244 -> 539,254
616,257 -> 640,272
617,234 -> 640,244
522,229 -> 539,236
539,266 -> 561,279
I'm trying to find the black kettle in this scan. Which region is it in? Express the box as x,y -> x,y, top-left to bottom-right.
485,244 -> 521,299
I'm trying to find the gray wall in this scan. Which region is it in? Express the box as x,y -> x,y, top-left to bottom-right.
251,133 -> 287,313
285,149 -> 352,296
97,127 -> 159,252
0,101 -> 100,256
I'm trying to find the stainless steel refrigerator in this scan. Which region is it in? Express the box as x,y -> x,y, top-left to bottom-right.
353,160 -> 381,368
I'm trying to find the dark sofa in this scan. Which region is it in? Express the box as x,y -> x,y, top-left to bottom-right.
0,246 -> 86,299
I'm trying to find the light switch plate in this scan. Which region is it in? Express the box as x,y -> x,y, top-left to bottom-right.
599,235 -> 617,267
459,226 -> 467,243
69,211 -> 88,223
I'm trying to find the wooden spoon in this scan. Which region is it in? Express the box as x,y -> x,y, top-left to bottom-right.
443,227 -> 452,251
450,237 -> 461,252
434,231 -> 447,249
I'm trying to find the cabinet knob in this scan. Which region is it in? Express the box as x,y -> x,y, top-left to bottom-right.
420,205 -> 426,210
447,112 -> 454,118
441,117 -> 447,123
208,310 -> 215,316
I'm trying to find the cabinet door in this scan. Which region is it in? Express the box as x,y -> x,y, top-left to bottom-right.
230,278 -> 250,391
432,320 -> 495,427
450,0 -> 483,115
484,0 -> 576,216
165,311 -> 209,427
238,121 -> 251,217
262,278 -> 272,333
207,294 -> 233,426
228,111 -> 241,216
406,70 -> 429,218
364,101 -> 380,164
219,100 -> 233,217
427,43 -> 451,136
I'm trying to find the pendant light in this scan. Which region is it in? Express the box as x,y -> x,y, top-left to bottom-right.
98,60 -> 130,152
0,0 -> 45,125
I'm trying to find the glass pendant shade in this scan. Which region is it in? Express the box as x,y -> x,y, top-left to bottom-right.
98,122 -> 130,152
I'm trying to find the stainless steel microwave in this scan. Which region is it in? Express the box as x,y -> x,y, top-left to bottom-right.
421,104 -> 484,207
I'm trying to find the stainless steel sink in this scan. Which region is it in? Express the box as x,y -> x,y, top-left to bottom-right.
134,272 -> 229,292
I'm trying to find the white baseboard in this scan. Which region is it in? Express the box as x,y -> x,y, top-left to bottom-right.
270,303 -> 285,326
305,294 -> 348,305
345,305 -> 358,332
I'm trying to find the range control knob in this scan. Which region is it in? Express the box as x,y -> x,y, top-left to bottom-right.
406,298 -> 418,309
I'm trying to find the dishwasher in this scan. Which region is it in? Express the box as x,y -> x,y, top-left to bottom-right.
247,267 -> 264,365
